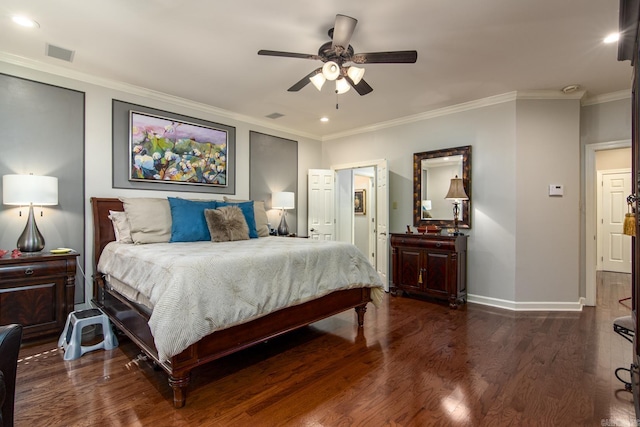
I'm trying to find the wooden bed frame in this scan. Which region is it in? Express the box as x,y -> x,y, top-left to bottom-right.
90,197 -> 372,408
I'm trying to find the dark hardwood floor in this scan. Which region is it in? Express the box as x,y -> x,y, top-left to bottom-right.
14,272 -> 635,426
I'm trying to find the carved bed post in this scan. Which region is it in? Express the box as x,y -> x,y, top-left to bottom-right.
355,304 -> 367,327
168,373 -> 191,408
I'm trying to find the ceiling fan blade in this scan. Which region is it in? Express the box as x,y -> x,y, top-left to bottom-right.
287,68 -> 322,92
352,50 -> 418,64
345,75 -> 373,96
331,14 -> 358,49
258,50 -> 321,60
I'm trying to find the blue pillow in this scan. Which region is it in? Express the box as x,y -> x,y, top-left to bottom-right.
216,200 -> 258,238
168,197 -> 218,242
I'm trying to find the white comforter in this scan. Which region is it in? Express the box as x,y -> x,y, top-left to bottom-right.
97,237 -> 384,361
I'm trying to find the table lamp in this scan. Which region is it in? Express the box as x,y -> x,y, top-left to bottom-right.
444,175 -> 468,235
272,191 -> 295,236
3,174 -> 58,252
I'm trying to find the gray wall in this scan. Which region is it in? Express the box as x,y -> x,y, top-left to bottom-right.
323,102 -> 518,303
0,60 -> 323,307
0,74 -> 85,302
0,58 -> 630,309
580,98 -> 632,297
249,131 -> 298,234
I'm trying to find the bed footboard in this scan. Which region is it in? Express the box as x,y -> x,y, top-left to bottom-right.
94,271 -> 372,408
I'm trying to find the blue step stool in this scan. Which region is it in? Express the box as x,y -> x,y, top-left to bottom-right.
58,308 -> 118,360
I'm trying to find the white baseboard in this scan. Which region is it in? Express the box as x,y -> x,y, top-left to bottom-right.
467,294 -> 585,312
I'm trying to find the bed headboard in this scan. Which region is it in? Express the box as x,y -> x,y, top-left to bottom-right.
90,197 -> 123,270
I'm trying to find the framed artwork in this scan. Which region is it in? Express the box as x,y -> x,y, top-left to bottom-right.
112,100 -> 236,194
354,189 -> 366,215
129,111 -> 228,187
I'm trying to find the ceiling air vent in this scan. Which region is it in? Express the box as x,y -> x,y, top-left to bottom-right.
266,112 -> 285,119
45,44 -> 75,62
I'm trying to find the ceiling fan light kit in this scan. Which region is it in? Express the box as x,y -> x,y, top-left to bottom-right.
258,14 -> 417,97
322,61 -> 341,80
310,72 -> 326,90
335,77 -> 351,94
347,66 -> 365,85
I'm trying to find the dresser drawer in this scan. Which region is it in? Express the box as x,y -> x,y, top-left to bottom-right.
0,259 -> 68,283
391,235 -> 456,251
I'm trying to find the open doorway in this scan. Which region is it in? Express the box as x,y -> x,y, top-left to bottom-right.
335,167 -> 376,265
585,140 -> 632,305
308,159 -> 389,290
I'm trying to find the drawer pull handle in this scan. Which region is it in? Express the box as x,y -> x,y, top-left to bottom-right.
24,268 -> 34,276
436,242 -> 441,248
418,270 -> 422,284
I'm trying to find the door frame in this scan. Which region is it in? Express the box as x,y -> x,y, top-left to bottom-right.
585,139 -> 631,306
332,159 -> 389,290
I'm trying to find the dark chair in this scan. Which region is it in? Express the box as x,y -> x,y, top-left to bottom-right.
613,316 -> 635,391
0,325 -> 22,427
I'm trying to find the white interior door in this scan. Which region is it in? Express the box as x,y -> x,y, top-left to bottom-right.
307,169 -> 335,240
376,160 -> 390,291
599,169 -> 632,273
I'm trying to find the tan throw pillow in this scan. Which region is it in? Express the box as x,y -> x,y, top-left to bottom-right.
223,197 -> 270,237
120,197 -> 172,244
108,210 -> 133,244
204,206 -> 250,242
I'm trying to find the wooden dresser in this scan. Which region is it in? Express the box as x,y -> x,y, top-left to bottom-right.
390,233 -> 467,308
0,251 -> 79,340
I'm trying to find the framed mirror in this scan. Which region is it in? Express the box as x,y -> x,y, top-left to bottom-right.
413,145 -> 471,230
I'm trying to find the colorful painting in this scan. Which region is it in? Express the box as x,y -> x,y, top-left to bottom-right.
129,111 -> 229,187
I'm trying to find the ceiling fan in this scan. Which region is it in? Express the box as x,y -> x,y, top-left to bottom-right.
258,14 -> 418,96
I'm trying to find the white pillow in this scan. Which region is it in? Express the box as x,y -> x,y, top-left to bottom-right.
120,197 -> 172,244
108,210 -> 133,244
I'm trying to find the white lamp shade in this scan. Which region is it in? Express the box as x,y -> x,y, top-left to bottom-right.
347,66 -> 365,85
3,174 -> 58,205
335,77 -> 351,94
445,176 -> 468,200
310,73 -> 326,91
322,61 -> 340,81
272,191 -> 295,210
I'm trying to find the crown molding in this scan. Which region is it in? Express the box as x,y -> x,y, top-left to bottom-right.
0,52 -> 322,141
322,88 -> 627,141
1,52 -> 630,142
581,89 -> 630,106
323,92 -> 519,141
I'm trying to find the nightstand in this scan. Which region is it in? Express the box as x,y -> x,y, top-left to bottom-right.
0,251 -> 79,340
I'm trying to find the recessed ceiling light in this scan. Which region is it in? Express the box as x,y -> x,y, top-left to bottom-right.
604,33 -> 620,44
320,117 -> 329,122
12,15 -> 39,28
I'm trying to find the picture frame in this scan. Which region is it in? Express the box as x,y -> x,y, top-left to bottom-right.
129,111 -> 228,188
354,189 -> 366,215
112,100 -> 236,194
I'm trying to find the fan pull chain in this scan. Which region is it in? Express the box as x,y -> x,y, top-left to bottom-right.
336,91 -> 339,109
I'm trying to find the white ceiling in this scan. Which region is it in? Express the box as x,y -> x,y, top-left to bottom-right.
0,0 -> 632,139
